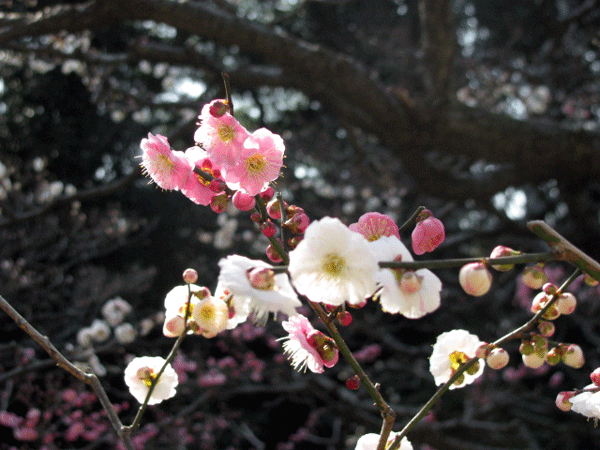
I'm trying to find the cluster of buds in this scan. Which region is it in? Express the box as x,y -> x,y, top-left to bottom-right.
519,333 -> 584,369
476,343 -> 510,370
530,283 -> 577,319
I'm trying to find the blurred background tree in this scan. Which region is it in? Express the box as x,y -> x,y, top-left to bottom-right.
1,1 -> 600,449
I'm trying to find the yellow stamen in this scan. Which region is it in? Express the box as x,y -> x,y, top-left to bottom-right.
245,154 -> 267,174
217,124 -> 234,143
322,253 -> 346,277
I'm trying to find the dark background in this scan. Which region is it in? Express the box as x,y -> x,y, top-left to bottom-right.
2,0 -> 600,449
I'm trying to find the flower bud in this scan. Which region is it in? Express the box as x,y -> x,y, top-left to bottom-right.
591,368 -> 600,386
346,375 -> 360,390
183,268 -> 198,284
286,205 -> 305,218
519,340 -> 535,355
486,348 -> 509,370
475,342 -> 491,359
411,209 -> 445,255
266,239 -> 284,263
266,198 -> 286,220
163,315 -> 186,338
521,264 -> 547,289
232,190 -> 256,211
208,99 -> 229,117
210,193 -> 229,213
246,267 -> 276,290
543,282 -> 558,296
546,347 -> 561,365
555,391 -> 574,411
287,235 -> 304,250
260,220 -> 277,238
208,178 -> 227,193
259,186 -> 275,202
562,344 -> 585,369
489,245 -> 521,271
284,213 -> 310,234
556,292 -> 577,315
522,352 -> 545,369
537,320 -> 555,337
459,262 -> 492,296
337,311 -> 352,326
583,274 -> 600,286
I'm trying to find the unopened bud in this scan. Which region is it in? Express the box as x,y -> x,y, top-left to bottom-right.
459,262 -> 492,297
555,391 -> 574,411
562,344 -> 585,369
522,352 -> 545,369
591,368 -> 600,385
183,268 -> 198,284
537,320 -> 555,337
163,315 -> 186,338
208,178 -> 227,193
520,340 -> 535,356
232,190 -> 256,211
259,186 -> 275,202
337,311 -> 352,326
284,213 -> 310,234
412,209 -> 445,255
543,282 -> 558,296
475,342 -> 490,359
208,99 -> 229,117
266,240 -> 284,263
556,292 -> 577,315
521,264 -> 547,289
260,220 -> 277,238
486,348 -> 509,370
286,205 -> 305,218
266,198 -> 286,220
246,267 -> 276,291
210,193 -> 229,213
489,245 -> 521,271
346,375 -> 360,390
546,347 -> 562,366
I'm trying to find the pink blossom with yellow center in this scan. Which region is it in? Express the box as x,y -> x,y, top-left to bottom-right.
181,147 -> 224,206
223,128 -> 285,196
140,133 -> 192,190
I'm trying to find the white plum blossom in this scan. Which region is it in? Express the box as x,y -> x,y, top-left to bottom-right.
370,236 -> 442,318
355,432 -> 413,450
101,297 -> 133,327
288,217 -> 378,306
429,329 -> 484,389
570,384 -> 600,420
124,356 -> 178,405
218,255 -> 301,324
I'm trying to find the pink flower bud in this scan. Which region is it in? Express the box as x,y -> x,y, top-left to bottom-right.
208,178 -> 227,193
266,239 -> 284,263
486,348 -> 509,369
260,220 -> 277,238
346,375 -> 360,390
489,245 -> 521,271
521,264 -> 547,289
475,342 -> 491,359
266,198 -> 286,220
337,311 -> 352,326
232,190 -> 256,211
556,292 -> 577,315
555,391 -> 574,411
284,213 -> 310,234
543,282 -> 558,295
208,99 -> 229,117
562,344 -> 585,369
210,193 -> 229,213
287,235 -> 304,249
537,320 -> 555,337
459,262 -> 492,296
591,368 -> 600,385
259,186 -> 275,202
182,268 -> 198,284
246,267 -> 276,290
411,209 -> 445,255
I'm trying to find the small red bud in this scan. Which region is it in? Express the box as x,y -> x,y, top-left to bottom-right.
346,375 -> 360,390
259,187 -> 275,202
250,212 -> 261,223
232,190 -> 256,211
266,240 -> 284,263
209,178 -> 227,193
337,311 -> 352,326
210,193 -> 229,213
261,221 -> 277,238
208,99 -> 229,117
182,268 -> 198,284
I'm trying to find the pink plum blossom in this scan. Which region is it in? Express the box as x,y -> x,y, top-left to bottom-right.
223,128 -> 285,196
181,147 -> 223,206
411,209 -> 445,255
279,315 -> 339,373
349,212 -> 400,242
139,133 -> 192,190
194,100 -> 250,167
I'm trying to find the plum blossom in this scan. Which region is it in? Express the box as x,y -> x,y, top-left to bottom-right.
429,329 -> 484,389
124,356 -> 178,405
279,315 -> 339,373
194,100 -> 250,167
349,212 -> 400,242
355,432 -> 413,450
370,236 -> 442,318
223,128 -> 285,196
569,384 -> 600,420
218,255 -> 301,324
181,146 -> 223,206
288,217 -> 378,306
140,133 -> 191,190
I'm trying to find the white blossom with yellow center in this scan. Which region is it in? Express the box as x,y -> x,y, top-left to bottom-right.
288,217 -> 378,306
429,329 -> 484,389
